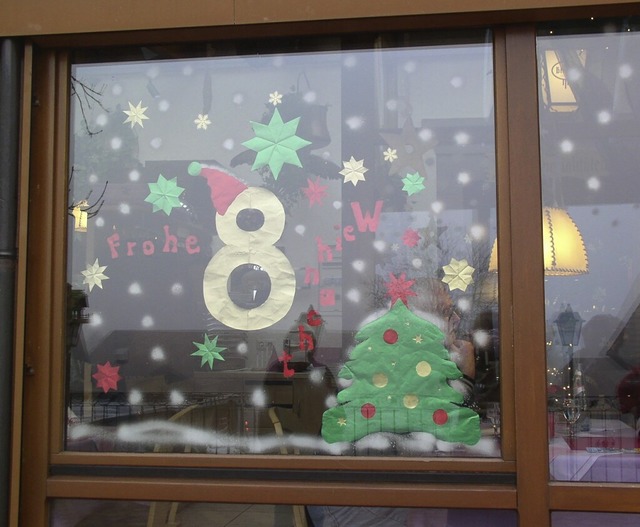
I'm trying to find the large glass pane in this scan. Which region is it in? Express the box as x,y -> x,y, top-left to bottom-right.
65,32 -> 499,457
51,499 -> 518,527
539,21 -> 640,481
552,511 -> 640,527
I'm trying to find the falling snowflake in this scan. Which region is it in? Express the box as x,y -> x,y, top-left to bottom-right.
339,156 -> 368,186
145,174 -> 185,215
251,389 -> 267,407
81,258 -> 109,292
92,362 -> 122,393
129,389 -> 143,405
191,334 -> 226,370
402,228 -> 421,247
385,272 -> 417,305
302,177 -> 328,206
268,91 -> 283,106
441,258 -> 475,292
383,148 -> 398,162
123,101 -> 149,128
402,172 -> 425,196
170,390 -> 185,405
194,114 -> 211,130
242,108 -> 311,180
346,289 -> 361,303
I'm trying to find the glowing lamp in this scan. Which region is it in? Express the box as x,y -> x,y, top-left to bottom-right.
489,207 -> 588,276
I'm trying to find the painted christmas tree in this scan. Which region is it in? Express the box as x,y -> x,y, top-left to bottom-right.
322,300 -> 480,444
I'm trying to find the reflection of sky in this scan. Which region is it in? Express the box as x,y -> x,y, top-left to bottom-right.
70,41 -> 497,362
545,204 -> 640,353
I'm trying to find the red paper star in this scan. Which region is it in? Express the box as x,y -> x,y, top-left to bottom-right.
92,361 -> 122,393
385,273 -> 417,305
402,228 -> 420,247
302,177 -> 328,206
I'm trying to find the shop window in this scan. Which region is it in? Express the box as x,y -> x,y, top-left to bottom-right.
538,22 -> 640,481
50,499 -> 518,526
65,31 -> 500,458
552,511 -> 640,526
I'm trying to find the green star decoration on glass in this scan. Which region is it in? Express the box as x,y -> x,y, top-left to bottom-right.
145,174 -> 185,215
242,108 -> 312,180
401,172 -> 426,196
191,334 -> 226,370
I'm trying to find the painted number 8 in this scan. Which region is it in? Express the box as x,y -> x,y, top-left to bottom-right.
203,187 -> 296,330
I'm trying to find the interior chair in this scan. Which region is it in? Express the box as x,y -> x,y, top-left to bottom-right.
268,406 -> 309,527
146,399 -> 238,527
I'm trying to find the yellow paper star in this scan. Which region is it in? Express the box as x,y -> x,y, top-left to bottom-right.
337,417 -> 347,426
441,257 -> 475,292
413,335 -> 423,344
123,101 -> 149,128
339,156 -> 368,186
81,258 -> 109,292
194,114 -> 211,130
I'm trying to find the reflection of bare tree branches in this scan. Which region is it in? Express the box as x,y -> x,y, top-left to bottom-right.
71,76 -> 108,136
67,166 -> 109,219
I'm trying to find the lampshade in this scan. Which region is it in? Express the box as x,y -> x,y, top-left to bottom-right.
488,207 -> 588,276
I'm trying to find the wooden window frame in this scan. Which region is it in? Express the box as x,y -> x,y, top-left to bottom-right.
14,9 -> 640,527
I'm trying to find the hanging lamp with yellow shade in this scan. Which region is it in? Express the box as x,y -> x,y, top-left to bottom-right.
489,207 -> 588,276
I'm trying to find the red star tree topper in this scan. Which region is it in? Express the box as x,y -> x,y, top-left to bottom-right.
385,272 -> 417,305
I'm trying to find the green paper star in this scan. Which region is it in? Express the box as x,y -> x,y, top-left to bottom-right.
402,172 -> 425,196
242,108 -> 312,180
191,334 -> 226,370
145,174 -> 185,215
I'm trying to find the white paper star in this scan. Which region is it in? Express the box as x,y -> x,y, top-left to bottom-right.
383,148 -> 398,162
123,101 -> 149,128
82,258 -> 109,292
194,114 -> 211,130
339,156 -> 368,186
268,91 -> 283,106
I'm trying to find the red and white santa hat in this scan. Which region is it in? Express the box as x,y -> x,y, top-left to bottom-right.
188,161 -> 247,215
